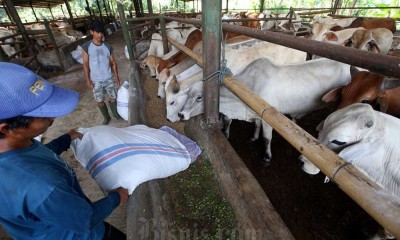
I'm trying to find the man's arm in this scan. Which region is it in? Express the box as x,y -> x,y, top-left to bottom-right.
109,54 -> 120,86
44,130 -> 82,154
82,50 -> 93,89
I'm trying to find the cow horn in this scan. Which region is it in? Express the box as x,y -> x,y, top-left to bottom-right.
172,76 -> 180,94
381,78 -> 400,91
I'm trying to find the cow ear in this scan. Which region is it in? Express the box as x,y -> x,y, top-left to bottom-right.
377,95 -> 389,113
316,120 -> 325,132
322,87 -> 343,103
172,76 -> 180,94
325,32 -> 338,42
368,40 -> 380,53
381,77 -> 400,91
350,66 -> 360,77
343,38 -> 352,47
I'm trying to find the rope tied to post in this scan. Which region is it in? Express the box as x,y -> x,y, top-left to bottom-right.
201,29 -> 232,84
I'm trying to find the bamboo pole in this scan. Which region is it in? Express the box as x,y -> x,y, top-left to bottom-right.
167,37 -> 203,65
222,76 -> 400,239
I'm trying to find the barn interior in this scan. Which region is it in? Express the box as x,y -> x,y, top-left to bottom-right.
1,0 -> 400,239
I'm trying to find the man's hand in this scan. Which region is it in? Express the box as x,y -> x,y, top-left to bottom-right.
115,187 -> 129,205
114,77 -> 120,86
68,129 -> 83,140
86,80 -> 94,89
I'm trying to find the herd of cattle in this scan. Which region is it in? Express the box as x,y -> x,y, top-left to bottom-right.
138,14 -> 399,239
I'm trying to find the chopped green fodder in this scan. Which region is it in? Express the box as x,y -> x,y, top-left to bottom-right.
166,156 -> 239,239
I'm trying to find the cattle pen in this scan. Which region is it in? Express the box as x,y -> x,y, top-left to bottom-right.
1,0 -> 400,239
116,1 -> 400,240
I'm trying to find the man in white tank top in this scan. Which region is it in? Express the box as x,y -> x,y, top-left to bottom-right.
82,21 -> 122,125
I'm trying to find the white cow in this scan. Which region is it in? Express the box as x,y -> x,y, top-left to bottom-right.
141,48 -> 179,77
300,103 -> 400,199
166,41 -> 308,122
260,11 -> 302,31
158,61 -> 200,98
311,25 -> 365,45
0,27 -> 16,57
147,26 -> 198,58
173,58 -> 351,165
299,103 -> 400,240
344,28 -> 394,54
311,15 -> 356,28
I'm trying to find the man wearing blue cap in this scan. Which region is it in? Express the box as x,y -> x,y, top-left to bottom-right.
82,21 -> 123,125
0,62 -> 128,240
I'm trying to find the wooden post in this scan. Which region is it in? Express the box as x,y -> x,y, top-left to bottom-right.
117,2 -> 134,61
29,2 -> 39,22
63,0 -> 76,29
146,0 -> 153,14
60,4 -> 66,18
95,0 -> 104,22
260,0 -> 265,12
3,0 -> 31,49
64,0 -> 76,29
48,4 -> 55,20
85,0 -> 93,19
44,19 -> 65,70
201,0 -> 221,124
103,0 -> 110,19
159,14 -> 169,55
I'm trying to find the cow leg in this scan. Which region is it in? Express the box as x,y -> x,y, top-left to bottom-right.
222,117 -> 233,139
251,118 -> 262,141
262,122 -> 273,166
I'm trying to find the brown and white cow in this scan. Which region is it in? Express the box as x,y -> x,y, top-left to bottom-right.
322,69 -> 400,118
155,29 -> 202,78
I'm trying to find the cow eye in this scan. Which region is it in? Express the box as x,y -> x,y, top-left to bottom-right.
361,99 -> 371,104
170,101 -> 175,105
162,82 -> 166,86
331,140 -> 346,145
196,96 -> 202,101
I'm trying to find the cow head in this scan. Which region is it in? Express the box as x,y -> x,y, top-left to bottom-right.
318,104 -> 376,152
300,104 -> 377,175
165,73 -> 203,122
322,70 -> 400,115
178,81 -> 204,120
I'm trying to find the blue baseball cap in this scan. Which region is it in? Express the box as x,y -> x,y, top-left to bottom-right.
0,62 -> 79,119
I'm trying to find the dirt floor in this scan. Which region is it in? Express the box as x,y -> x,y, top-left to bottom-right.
1,30 -> 399,240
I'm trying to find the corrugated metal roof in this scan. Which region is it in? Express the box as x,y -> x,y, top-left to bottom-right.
0,0 -> 69,8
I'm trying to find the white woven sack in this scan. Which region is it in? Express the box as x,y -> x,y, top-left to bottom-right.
71,125 -> 192,194
117,81 -> 129,121
71,45 -> 83,64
